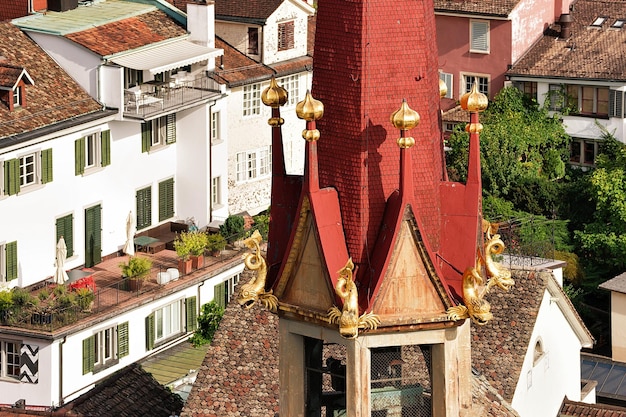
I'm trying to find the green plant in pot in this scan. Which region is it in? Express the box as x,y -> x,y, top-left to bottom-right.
75,287 -> 95,312
188,231 -> 208,269
174,233 -> 193,274
206,233 -> 227,256
119,256 -> 152,291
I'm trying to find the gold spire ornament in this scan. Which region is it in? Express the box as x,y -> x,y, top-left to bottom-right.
390,99 -> 419,149
328,258 -> 380,339
261,77 -> 288,126
460,81 -> 488,134
236,230 -> 278,312
296,90 -> 324,142
439,78 -> 448,99
447,220 -> 514,325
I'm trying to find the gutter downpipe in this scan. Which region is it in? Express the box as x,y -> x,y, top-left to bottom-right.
208,100 -> 217,224
59,336 -> 67,407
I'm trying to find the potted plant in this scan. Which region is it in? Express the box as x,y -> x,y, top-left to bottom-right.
188,232 -> 208,269
206,233 -> 227,257
119,256 -> 153,291
173,233 -> 193,275
74,287 -> 95,312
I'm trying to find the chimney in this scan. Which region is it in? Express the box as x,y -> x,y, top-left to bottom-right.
47,0 -> 78,12
559,13 -> 573,39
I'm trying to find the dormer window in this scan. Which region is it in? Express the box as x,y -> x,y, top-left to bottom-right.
612,19 -> 625,29
248,27 -> 259,55
591,17 -> 607,27
277,20 -> 295,51
0,64 -> 34,111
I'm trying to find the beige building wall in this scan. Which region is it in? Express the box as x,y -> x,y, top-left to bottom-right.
612,291 -> 626,362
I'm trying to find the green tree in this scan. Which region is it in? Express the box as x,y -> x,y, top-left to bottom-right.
446,87 -> 570,200
190,301 -> 224,347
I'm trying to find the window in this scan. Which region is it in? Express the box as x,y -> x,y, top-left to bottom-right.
211,111 -> 221,142
145,298 -> 195,351
552,84 -> 610,116
155,302 -> 181,341
158,178 -> 174,222
124,68 -> 143,89
463,74 -> 489,96
213,274 -> 240,309
612,19 -> 626,29
278,75 -> 300,106
243,84 -> 261,116
591,17 -> 607,27
278,20 -> 295,51
3,149 -> 52,196
211,176 -> 221,206
610,89 -> 624,118
0,340 -> 20,379
439,72 -> 453,98
136,186 -> 152,230
141,114 -> 176,152
514,81 -> 537,101
248,27 -> 259,55
82,322 -> 128,374
470,20 -> 489,53
56,214 -> 74,257
75,130 -> 111,175
570,138 -> 599,166
12,86 -> 22,108
1,242 -> 17,283
236,146 -> 272,182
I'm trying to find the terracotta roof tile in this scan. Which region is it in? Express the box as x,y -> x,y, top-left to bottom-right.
433,0 -> 520,17
0,22 -> 104,140
0,64 -> 25,89
0,0 -> 28,21
471,269 -> 547,402
214,0 -> 284,22
65,11 -> 186,57
560,399 -> 626,417
508,0 -> 626,81
211,37 -> 275,87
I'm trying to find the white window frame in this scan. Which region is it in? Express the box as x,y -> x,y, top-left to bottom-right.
461,73 -> 489,96
211,176 -> 221,206
470,20 -> 490,53
224,273 -> 241,303
236,146 -> 272,183
94,326 -> 116,367
155,300 -> 182,343
211,111 -> 221,143
278,75 -> 300,106
12,86 -> 21,108
243,84 -> 261,117
151,117 -> 168,147
84,132 -> 101,170
19,152 -> 38,188
0,339 -> 21,379
277,20 -> 295,51
439,72 -> 453,98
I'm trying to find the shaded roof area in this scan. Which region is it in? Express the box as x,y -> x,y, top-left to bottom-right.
214,0 -> 284,22
433,0 -> 520,17
0,64 -> 27,89
582,353 -> 626,403
57,363 -> 184,417
0,22 -> 104,140
508,0 -> 626,81
559,398 -> 626,416
599,272 -> 626,294
471,269 -> 548,401
65,10 -> 186,57
211,37 -> 275,87
182,271 -> 519,417
0,0 -> 27,21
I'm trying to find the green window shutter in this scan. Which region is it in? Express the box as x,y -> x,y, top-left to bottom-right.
5,241 -> 17,281
145,314 -> 155,351
82,336 -> 95,375
41,149 -> 53,184
141,122 -> 151,153
117,321 -> 129,358
55,215 -> 74,257
101,130 -> 111,167
4,159 -> 20,196
165,113 -> 176,144
214,282 -> 226,309
85,205 -> 102,267
158,178 -> 174,222
136,187 -> 152,230
185,296 -> 198,332
75,138 -> 85,175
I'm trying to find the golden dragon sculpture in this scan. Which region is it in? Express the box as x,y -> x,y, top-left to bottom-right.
236,230 -> 278,312
447,220 -> 515,325
328,258 -> 380,339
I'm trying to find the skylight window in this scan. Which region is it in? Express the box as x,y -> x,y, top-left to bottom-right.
612,19 -> 625,29
591,17 -> 607,27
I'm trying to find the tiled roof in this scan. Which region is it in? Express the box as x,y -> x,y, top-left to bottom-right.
0,22 -> 104,140
58,363 -> 184,417
508,0 -> 626,81
211,37 -> 275,87
214,0 -> 284,22
433,0 -> 520,17
65,11 -> 186,57
0,64 -> 25,89
599,272 -> 626,294
0,0 -> 28,21
560,399 -> 626,417
472,374 -> 520,417
471,269 -> 547,401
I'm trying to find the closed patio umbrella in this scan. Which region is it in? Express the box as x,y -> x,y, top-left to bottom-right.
123,211 -> 135,256
54,236 -> 69,284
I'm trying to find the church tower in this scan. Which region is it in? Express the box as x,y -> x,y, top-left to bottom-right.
237,0 -> 513,415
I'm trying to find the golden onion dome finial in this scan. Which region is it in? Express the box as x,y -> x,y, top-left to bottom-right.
296,90 -> 324,121
460,81 -> 488,113
261,77 -> 288,108
439,78 -> 448,99
390,99 -> 419,149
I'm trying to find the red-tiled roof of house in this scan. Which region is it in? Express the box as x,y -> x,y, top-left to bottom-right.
214,0 -> 284,22
0,64 -> 26,89
0,0 -> 28,22
433,0 -> 520,17
560,399 -> 626,417
65,10 -> 186,57
0,22 -> 104,140
508,0 -> 626,81
211,37 -> 275,87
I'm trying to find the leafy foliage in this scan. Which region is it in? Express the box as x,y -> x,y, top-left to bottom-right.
219,215 -> 245,243
190,301 -> 224,347
119,256 -> 153,279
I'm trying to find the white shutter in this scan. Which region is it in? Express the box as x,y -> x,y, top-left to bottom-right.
470,21 -> 489,52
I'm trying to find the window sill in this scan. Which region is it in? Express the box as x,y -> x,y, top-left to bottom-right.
82,166 -> 105,177
469,49 -> 490,54
15,183 -> 44,196
93,358 -> 120,374
211,139 -> 224,145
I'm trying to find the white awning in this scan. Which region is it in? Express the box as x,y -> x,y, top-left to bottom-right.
110,40 -> 223,74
